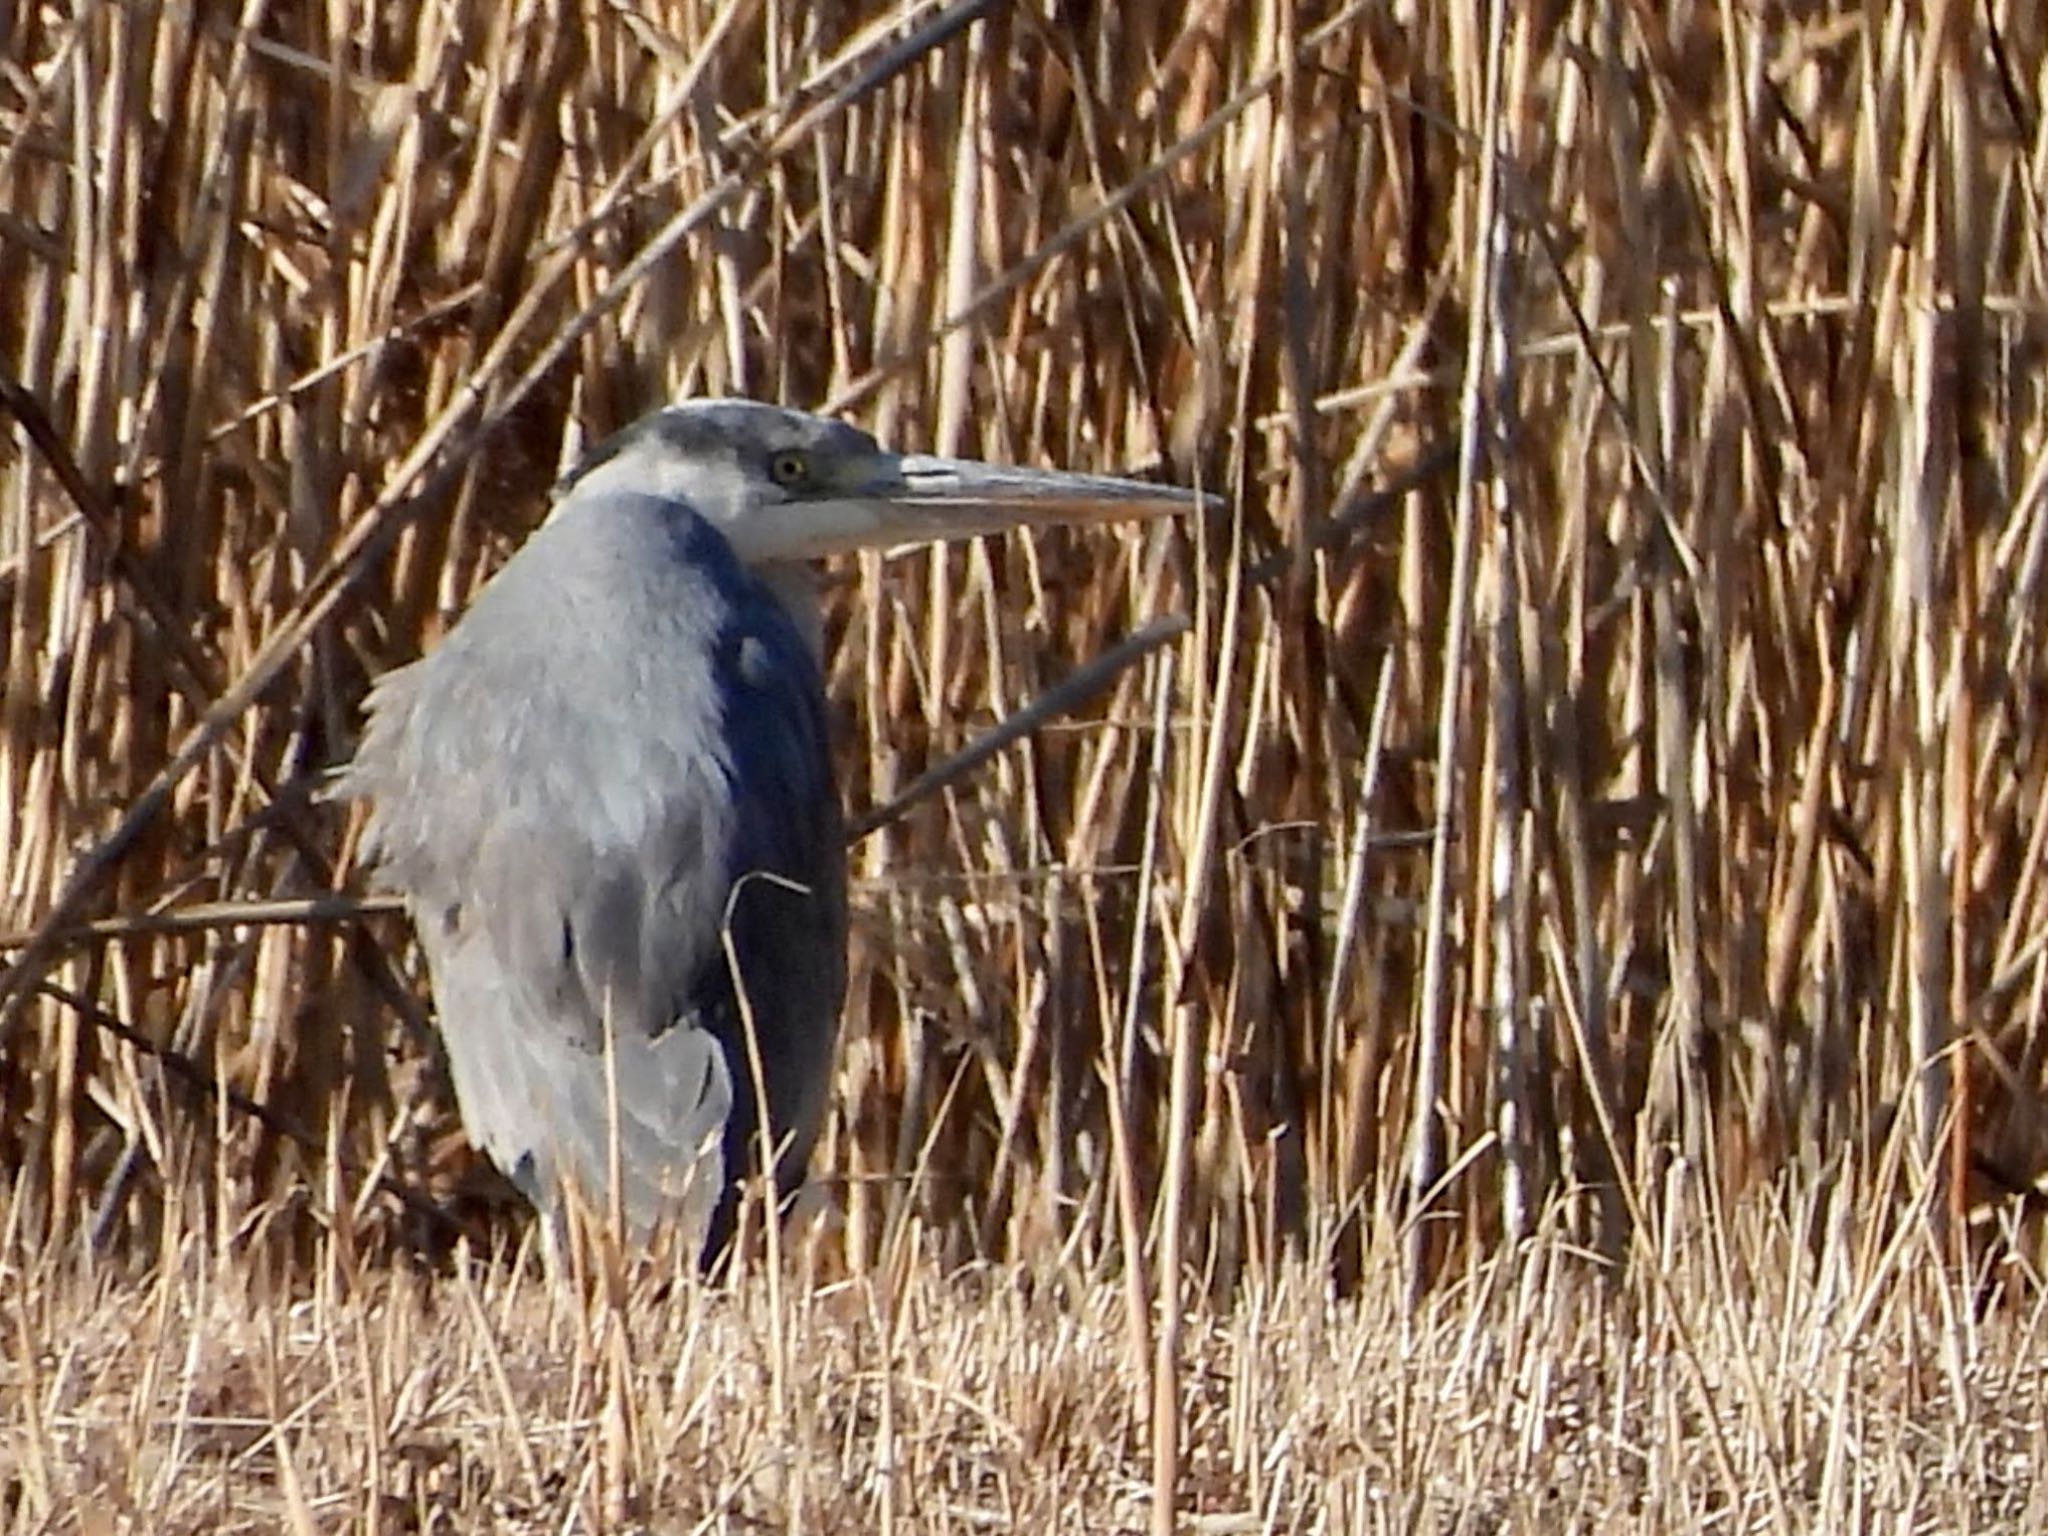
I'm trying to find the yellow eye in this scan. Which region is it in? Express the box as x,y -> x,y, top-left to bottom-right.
768,449 -> 810,488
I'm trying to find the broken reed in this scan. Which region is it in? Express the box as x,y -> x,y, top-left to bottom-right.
2,2 -> 2046,1286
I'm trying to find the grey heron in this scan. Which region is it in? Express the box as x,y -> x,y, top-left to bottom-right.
334,399 -> 1198,1263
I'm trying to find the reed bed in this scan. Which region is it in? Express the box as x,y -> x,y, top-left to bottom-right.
4,0 -> 2048,1527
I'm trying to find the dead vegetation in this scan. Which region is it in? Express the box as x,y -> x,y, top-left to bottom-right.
5,0 -> 2048,1528
4,1193 -> 2044,1534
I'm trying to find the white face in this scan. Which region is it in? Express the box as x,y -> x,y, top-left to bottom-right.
551,399 -> 884,550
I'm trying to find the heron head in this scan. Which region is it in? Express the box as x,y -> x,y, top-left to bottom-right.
552,399 -> 1205,565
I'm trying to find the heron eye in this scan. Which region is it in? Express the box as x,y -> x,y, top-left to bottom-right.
768,449 -> 811,488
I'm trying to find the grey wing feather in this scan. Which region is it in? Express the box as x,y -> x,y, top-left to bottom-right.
335,491 -> 844,1246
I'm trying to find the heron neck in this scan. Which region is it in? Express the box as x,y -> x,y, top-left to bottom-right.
759,561 -> 826,658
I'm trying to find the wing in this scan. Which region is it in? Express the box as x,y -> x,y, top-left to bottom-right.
336,493 -> 845,1249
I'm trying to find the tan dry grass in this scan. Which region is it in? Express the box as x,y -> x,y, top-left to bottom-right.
7,1187 -> 2048,1533
5,0 -> 2048,1528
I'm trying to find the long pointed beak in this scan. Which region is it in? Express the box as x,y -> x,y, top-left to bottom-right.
743,454 -> 1209,561
887,455 -> 1209,535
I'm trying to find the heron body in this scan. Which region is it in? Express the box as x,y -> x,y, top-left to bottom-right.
336,400 -> 1195,1261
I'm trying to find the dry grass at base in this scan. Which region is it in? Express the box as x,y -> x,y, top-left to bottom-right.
4,1186 -> 2045,1535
